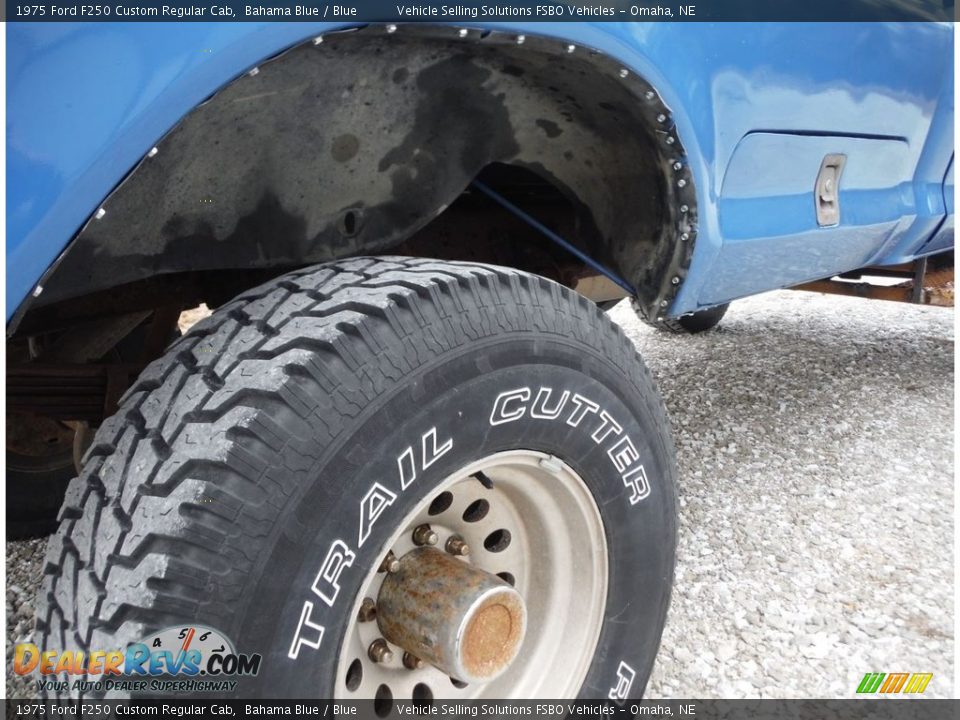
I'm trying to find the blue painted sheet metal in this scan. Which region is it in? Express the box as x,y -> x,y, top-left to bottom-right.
915,157 -> 955,258
702,133 -> 913,303
871,57 -> 955,266
720,133 -> 912,230
7,21 -> 954,319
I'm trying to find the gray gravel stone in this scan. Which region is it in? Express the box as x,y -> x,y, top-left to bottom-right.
4,289 -> 953,700
615,291 -> 954,699
6,537 -> 46,699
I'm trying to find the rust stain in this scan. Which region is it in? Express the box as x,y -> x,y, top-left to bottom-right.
461,592 -> 525,679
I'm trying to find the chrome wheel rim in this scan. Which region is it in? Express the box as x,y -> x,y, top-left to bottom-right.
334,450 -> 608,701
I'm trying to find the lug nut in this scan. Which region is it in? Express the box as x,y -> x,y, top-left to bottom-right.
412,524 -> 439,546
445,535 -> 470,556
369,639 -> 394,664
379,551 -> 400,574
358,597 -> 376,622
403,652 -> 425,670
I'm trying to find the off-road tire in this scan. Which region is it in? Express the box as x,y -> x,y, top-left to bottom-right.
38,257 -> 677,699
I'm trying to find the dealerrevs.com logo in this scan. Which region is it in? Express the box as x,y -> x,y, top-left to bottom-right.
14,625 -> 261,694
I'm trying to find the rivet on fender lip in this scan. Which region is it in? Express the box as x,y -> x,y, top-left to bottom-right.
673,162 -> 683,171
677,179 -> 687,187
387,24 -> 397,33
516,35 -> 526,44
645,90 -> 656,100
666,136 -> 675,145
94,208 -> 106,220
539,456 -> 563,475
681,232 -> 690,241
566,44 -> 576,53
660,300 -> 668,308
680,204 -> 689,213
312,36 -> 324,45
147,147 -> 158,158
657,114 -> 667,123
248,67 -> 259,77
32,285 -> 44,298
619,68 -> 629,78
672,276 -> 681,285
458,28 -> 468,38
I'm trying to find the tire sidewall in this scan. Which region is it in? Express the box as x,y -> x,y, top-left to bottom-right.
239,334 -> 676,700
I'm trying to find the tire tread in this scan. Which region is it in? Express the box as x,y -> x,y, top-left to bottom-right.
38,257 -> 673,698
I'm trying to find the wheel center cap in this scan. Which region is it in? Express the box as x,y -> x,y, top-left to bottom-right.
376,547 -> 527,684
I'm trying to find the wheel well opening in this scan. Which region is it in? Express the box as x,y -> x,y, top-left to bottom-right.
396,163 -> 591,286
16,25 -> 697,339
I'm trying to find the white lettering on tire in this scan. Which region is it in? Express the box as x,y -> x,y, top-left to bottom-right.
421,427 -> 453,469
567,394 -> 600,427
398,427 -> 453,489
290,425 -> 452,657
398,447 -> 417,490
288,601 -> 325,660
358,483 -> 397,547
530,387 -> 570,419
490,386 -> 651,506
608,436 -> 639,474
290,380 -> 649,663
623,466 -> 651,504
608,660 -> 636,704
290,539 -> 355,659
490,388 -> 531,425
591,410 -> 622,444
312,539 -> 356,606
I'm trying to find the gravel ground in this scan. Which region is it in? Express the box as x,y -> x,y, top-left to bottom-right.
6,290 -> 954,699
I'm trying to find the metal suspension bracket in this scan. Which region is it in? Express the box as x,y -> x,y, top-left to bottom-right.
791,255 -> 954,307
471,181 -> 638,296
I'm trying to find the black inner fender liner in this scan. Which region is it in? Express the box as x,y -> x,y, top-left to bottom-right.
27,25 -> 697,325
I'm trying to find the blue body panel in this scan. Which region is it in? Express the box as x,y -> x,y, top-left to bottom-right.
8,21 -> 954,319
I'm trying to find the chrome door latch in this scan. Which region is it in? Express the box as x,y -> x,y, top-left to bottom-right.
815,153 -> 846,227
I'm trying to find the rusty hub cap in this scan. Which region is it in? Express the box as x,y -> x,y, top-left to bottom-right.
376,547 -> 527,683
335,450 -> 608,700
